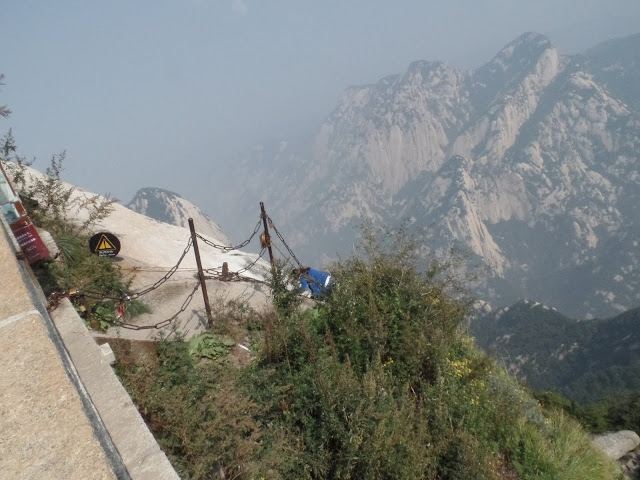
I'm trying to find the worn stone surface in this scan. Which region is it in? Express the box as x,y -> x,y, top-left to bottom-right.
100,342 -> 117,365
0,218 -> 118,479
592,431 -> 640,460
0,228 -> 36,319
3,163 -> 272,344
51,298 -> 180,480
126,187 -> 231,246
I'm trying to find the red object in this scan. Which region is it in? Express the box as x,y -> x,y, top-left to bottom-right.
117,301 -> 125,319
1,162 -> 50,264
10,215 -> 50,264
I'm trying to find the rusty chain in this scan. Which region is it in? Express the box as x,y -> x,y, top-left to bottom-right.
237,248 -> 267,274
63,237 -> 193,303
112,282 -> 201,330
203,248 -> 267,282
46,209 -> 307,330
266,215 -> 303,268
204,270 -> 267,284
271,241 -> 296,270
204,248 -> 266,274
196,219 -> 262,252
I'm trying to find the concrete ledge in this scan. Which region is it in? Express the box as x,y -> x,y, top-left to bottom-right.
51,298 -> 180,480
0,312 -> 116,479
0,216 -> 124,479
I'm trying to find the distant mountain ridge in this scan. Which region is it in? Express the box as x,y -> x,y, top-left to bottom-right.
471,301 -> 640,404
127,187 -> 230,246
206,32 -> 640,319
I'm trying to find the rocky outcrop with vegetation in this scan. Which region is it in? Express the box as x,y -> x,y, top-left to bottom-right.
115,227 -> 623,479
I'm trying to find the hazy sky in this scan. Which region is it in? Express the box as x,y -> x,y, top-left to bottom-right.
2,0 -> 640,208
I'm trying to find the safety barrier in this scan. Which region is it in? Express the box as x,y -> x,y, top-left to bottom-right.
47,201 -> 309,331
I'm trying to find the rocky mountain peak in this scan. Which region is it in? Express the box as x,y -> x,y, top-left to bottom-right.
485,32 -> 554,74
500,32 -> 552,57
206,32 -> 640,319
127,187 -> 230,246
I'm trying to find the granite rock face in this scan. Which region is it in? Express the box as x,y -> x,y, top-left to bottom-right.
208,32 -> 640,318
592,431 -> 640,461
127,187 -> 230,246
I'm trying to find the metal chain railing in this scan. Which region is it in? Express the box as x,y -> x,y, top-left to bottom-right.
82,238 -> 193,300
120,266 -> 199,273
236,248 -> 267,275
46,206 -> 310,332
204,270 -> 267,284
271,241 -> 295,269
111,282 -> 201,330
266,214 -> 304,268
196,219 -> 262,252
48,210 -> 303,310
47,237 -> 193,308
203,248 -> 267,282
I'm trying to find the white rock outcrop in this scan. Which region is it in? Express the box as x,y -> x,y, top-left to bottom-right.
592,431 -> 640,460
208,32 -> 640,319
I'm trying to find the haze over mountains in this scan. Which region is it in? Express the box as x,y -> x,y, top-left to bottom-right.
201,31 -> 640,319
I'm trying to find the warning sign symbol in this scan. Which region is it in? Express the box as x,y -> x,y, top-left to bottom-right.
96,235 -> 116,251
89,232 -> 121,257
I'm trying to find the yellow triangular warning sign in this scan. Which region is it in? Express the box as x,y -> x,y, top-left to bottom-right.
96,234 -> 116,251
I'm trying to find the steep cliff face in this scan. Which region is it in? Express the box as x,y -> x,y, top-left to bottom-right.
127,188 -> 230,246
206,32 -> 640,318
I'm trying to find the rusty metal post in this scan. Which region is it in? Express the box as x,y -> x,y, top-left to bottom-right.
260,201 -> 275,267
221,261 -> 229,279
188,218 -> 213,327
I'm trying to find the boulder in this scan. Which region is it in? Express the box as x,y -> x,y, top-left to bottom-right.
592,431 -> 640,460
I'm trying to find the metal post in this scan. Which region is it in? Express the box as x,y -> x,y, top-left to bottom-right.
260,201 -> 275,267
222,261 -> 229,279
188,218 -> 213,327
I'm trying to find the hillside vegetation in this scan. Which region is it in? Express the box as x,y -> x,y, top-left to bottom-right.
472,301 -> 640,404
116,228 -> 621,480
1,145 -> 149,329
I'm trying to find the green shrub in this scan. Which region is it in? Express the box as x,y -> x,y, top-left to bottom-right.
116,335 -> 262,480
2,140 -> 116,235
188,333 -> 235,361
115,225 -> 622,479
244,229 -> 497,479
504,411 -> 621,480
2,139 -> 150,329
244,226 -> 621,479
269,259 -> 301,318
537,389 -> 640,435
